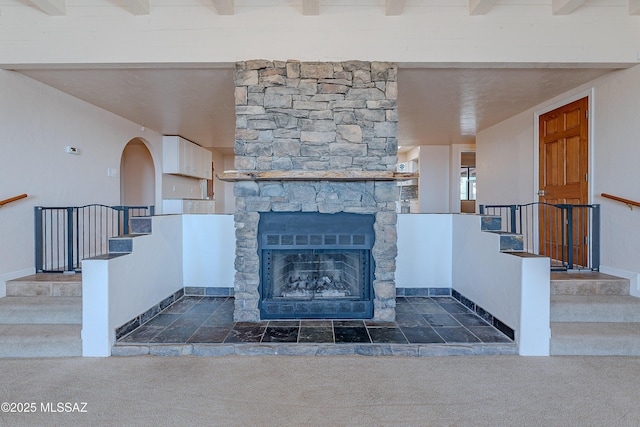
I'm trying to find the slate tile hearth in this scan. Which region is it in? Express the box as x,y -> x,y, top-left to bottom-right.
117,296 -> 514,348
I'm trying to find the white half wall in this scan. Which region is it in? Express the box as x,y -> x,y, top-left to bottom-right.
183,214 -> 235,288
180,213 -> 456,291
451,214 -> 550,356
518,255 -> 552,356
396,214 -> 452,289
81,212 -> 551,356
82,215 -> 183,357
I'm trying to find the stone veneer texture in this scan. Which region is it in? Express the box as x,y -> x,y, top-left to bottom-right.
233,60 -> 399,322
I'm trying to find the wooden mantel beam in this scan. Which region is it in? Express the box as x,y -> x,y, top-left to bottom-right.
552,0 -> 586,15
217,170 -> 419,182
211,0 -> 234,15
29,0 -> 66,16
469,0 -> 496,15
123,0 -> 150,15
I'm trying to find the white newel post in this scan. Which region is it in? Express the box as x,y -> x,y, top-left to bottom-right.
81,260 -> 112,357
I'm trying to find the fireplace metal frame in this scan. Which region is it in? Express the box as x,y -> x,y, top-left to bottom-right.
258,212 -> 375,320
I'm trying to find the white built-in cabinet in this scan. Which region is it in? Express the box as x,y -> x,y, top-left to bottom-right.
163,135 -> 212,180
162,199 -> 215,214
162,136 -> 214,214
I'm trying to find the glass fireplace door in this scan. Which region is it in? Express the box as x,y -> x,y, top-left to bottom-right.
264,249 -> 369,301
258,212 -> 375,319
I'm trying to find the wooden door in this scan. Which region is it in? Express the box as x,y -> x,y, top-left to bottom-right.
538,97 -> 589,267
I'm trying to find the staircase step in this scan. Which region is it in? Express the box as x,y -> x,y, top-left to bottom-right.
0,324 -> 82,358
480,215 -> 502,231
130,216 -> 152,234
550,322 -> 640,356
551,295 -> 640,322
108,236 -> 133,253
0,297 -> 81,324
495,232 -> 524,252
551,273 -> 629,296
6,281 -> 82,297
6,274 -> 82,297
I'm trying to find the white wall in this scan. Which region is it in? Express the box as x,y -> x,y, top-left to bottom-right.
1,2 -> 639,65
477,64 -> 640,295
419,146 -> 450,213
82,215 -> 183,356
476,111 -> 537,206
183,214 -> 235,288
589,66 -> 640,295
451,214 -> 550,356
396,214 -> 452,288
0,70 -> 163,289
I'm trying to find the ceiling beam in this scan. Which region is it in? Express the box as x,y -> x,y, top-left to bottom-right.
29,0 -> 66,16
211,0 -> 234,15
123,0 -> 149,15
469,0 -> 496,15
385,0 -> 406,16
630,0 -> 640,14
551,0 -> 586,15
302,0 -> 320,15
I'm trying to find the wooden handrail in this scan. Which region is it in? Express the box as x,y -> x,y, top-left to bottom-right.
0,194 -> 27,207
601,193 -> 640,210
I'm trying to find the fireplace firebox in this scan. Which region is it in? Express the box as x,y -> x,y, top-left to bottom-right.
259,212 -> 375,319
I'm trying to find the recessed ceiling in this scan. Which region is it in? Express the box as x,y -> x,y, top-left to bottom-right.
17,66 -> 237,152
15,65 -> 619,154
397,67 -> 615,146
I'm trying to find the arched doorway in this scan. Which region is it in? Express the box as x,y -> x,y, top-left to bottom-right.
120,138 -> 155,207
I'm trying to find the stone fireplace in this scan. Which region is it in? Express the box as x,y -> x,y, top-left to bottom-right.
228,60 -> 400,323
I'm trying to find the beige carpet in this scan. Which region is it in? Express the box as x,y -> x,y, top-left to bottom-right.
1,355 -> 639,426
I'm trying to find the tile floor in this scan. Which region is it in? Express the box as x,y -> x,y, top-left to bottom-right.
118,296 -> 513,345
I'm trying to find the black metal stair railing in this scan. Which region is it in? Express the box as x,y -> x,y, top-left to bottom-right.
479,202 -> 600,271
34,204 -> 154,273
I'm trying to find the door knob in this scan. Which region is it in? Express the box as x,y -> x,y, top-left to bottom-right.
538,190 -> 545,196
